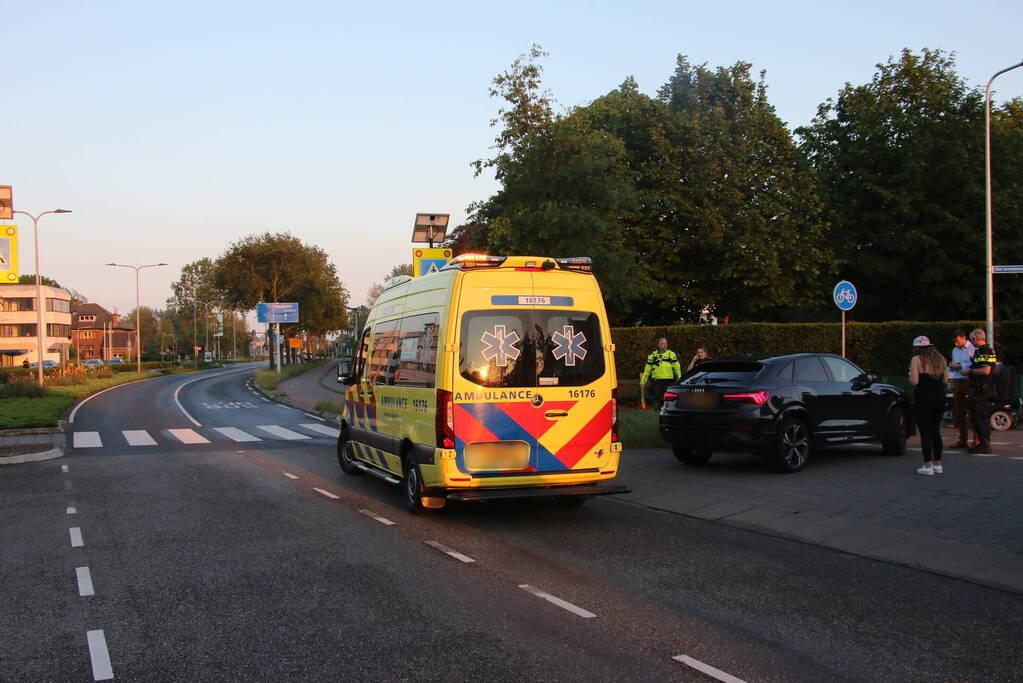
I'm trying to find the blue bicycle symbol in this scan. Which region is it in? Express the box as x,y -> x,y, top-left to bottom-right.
836,289 -> 855,303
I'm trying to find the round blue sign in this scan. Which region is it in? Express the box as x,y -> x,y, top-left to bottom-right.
833,280 -> 857,311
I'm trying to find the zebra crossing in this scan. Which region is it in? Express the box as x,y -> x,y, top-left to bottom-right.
71,423 -> 339,449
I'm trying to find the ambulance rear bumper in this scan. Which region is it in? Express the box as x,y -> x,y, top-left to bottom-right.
443,482 -> 631,502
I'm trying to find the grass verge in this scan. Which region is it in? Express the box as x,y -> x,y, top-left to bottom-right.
619,408 -> 666,449
253,361 -> 325,391
314,400 -> 344,416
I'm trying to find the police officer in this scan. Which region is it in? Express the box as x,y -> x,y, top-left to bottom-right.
964,328 -> 997,454
642,337 -> 681,410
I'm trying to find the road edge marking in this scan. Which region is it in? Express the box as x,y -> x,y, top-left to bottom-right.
313,487 -> 339,500
425,540 -> 476,563
672,655 -> 747,683
359,509 -> 396,526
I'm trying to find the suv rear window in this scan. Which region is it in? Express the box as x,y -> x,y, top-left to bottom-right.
682,361 -> 763,385
460,310 -> 605,388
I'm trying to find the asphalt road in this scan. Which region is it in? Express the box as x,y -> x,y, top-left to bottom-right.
2,365 -> 1021,681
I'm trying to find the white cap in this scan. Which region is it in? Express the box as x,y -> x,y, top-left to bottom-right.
912,335 -> 932,347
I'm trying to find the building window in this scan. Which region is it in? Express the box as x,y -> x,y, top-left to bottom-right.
80,331 -> 96,339
78,315 -> 97,322
0,324 -> 37,337
48,298 -> 71,313
48,323 -> 71,338
0,297 -> 35,312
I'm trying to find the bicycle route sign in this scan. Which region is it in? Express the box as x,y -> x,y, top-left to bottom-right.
833,280 -> 857,311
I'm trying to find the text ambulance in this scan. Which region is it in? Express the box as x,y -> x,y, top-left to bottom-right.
336,254 -> 630,512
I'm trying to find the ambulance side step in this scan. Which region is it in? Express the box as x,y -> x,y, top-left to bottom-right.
354,461 -> 401,485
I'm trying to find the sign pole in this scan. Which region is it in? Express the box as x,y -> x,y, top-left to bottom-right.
833,280 -> 857,359
842,310 -> 846,359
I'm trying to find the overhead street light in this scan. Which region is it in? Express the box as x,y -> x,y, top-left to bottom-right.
13,208 -> 72,385
106,262 -> 168,374
984,58 -> 1023,348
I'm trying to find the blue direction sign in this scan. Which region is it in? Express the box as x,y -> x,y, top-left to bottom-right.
993,265 -> 1023,274
257,302 -> 299,323
833,280 -> 857,311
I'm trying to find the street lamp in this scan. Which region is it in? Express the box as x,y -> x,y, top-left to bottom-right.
106,262 -> 168,374
13,208 -> 72,385
984,58 -> 1023,348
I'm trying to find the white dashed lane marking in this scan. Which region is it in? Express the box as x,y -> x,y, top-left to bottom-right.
168,428 -> 210,444
672,655 -> 747,683
299,423 -> 340,438
122,430 -> 157,446
61,464 -> 69,473
73,432 -> 103,448
257,425 -> 310,440
518,585 -> 596,618
87,629 -> 114,681
213,427 -> 263,442
67,506 -> 77,515
425,540 -> 476,563
360,509 -> 396,526
282,471 -> 299,480
70,527 -> 84,547
313,487 -> 339,500
76,567 -> 95,597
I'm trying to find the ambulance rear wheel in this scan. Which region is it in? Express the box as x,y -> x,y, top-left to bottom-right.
337,427 -> 362,476
403,455 -> 427,514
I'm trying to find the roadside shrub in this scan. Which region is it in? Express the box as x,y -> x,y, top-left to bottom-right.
0,380 -> 48,399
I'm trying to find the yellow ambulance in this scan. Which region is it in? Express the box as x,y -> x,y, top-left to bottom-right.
336,254 -> 630,512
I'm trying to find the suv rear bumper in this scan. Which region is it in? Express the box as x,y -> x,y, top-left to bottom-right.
660,415 -> 776,454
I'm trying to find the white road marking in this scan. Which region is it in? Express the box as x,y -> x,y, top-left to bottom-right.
517,585 -> 596,618
313,487 -> 339,499
76,567 -> 95,596
360,509 -> 396,526
257,425 -> 310,440
87,629 -> 114,681
260,397 -> 271,402
69,377 -> 149,423
67,506 -> 77,515
304,413 -> 326,421
282,471 -> 299,480
299,423 -> 340,438
1011,457 -> 1023,461
672,655 -> 747,683
425,540 -> 476,563
213,427 -> 262,442
70,527 -> 84,547
168,429 -> 210,444
61,464 -> 69,473
73,432 -> 103,448
122,430 -> 157,446
971,453 -> 999,457
64,480 -> 74,492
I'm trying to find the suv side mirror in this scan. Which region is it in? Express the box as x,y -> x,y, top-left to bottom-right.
852,373 -> 875,390
336,358 -> 354,385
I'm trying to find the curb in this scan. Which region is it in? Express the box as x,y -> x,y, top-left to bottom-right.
248,377 -> 340,425
0,446 -> 64,465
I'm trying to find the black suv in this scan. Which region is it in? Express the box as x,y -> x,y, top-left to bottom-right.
658,353 -> 910,472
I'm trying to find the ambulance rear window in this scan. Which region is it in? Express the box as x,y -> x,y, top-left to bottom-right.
459,310 -> 605,388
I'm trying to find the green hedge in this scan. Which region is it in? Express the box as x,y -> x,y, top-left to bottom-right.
611,321 -> 1023,379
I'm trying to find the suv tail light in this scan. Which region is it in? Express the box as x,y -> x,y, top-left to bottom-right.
611,388 -> 619,442
722,390 -> 771,405
663,392 -> 679,402
437,389 -> 455,448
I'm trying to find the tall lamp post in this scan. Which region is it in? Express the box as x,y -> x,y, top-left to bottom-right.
985,58 -> 1023,347
106,263 -> 168,374
13,208 -> 72,385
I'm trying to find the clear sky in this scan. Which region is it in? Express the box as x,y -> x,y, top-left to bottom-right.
5,0 -> 1022,316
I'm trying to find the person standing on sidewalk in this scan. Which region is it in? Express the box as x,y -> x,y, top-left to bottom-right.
965,328 -> 998,454
642,337 -> 681,411
910,336 -> 947,475
947,329 -> 975,448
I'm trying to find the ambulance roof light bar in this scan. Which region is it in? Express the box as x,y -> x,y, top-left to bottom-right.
441,253 -> 508,270
555,257 -> 593,273
411,213 -> 450,248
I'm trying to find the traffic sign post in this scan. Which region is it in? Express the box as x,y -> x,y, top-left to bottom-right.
833,280 -> 858,358
257,303 -> 299,372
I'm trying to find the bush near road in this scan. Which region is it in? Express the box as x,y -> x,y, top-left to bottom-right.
253,360 -> 325,391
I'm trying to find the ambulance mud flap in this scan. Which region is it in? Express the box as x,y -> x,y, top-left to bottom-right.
445,483 -> 631,502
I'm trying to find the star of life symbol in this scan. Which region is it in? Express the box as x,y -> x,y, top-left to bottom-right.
481,325 -> 521,367
552,325 -> 587,366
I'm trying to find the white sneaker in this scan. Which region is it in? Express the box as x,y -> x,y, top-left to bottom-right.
917,465 -> 934,476
933,464 -> 943,474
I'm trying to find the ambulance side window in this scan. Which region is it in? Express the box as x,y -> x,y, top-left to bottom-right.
367,320 -> 400,385
395,313 -> 440,388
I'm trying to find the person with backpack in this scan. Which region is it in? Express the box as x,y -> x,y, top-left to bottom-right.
964,328 -> 997,454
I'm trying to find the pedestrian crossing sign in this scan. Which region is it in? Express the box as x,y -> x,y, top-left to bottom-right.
412,247 -> 451,278
0,225 -> 18,282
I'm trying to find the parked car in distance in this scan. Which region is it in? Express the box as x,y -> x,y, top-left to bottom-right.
659,353 -> 910,473
29,360 -> 60,368
107,358 -> 125,365
83,359 -> 105,367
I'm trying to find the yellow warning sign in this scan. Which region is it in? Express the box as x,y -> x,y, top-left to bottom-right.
412,247 -> 452,278
0,225 -> 18,282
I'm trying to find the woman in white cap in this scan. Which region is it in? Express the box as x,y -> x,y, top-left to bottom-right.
909,335 -> 948,475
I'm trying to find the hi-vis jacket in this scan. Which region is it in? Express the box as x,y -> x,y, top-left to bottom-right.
642,349 -> 681,382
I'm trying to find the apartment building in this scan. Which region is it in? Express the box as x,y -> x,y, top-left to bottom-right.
0,283 -> 73,366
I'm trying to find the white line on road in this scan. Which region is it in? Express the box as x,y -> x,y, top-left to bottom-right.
76,567 -> 95,597
1011,457 -> 1023,461
672,655 -> 747,683
257,425 -> 310,440
167,428 -> 210,444
87,629 -> 114,681
518,585 -> 596,618
282,471 -> 299,480
213,427 -> 262,442
64,480 -> 74,492
68,376 -> 150,423
122,430 -> 157,446
260,397 -> 271,402
171,367 -> 252,427
971,453 -> 999,457
70,527 -> 84,547
313,487 -> 339,499
360,509 -> 396,526
299,423 -> 340,438
61,464 -> 69,473
304,413 -> 326,421
67,506 -> 77,515
73,432 -> 103,448
425,540 -> 476,563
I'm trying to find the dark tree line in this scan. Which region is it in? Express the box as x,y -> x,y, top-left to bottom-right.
460,47 -> 1023,325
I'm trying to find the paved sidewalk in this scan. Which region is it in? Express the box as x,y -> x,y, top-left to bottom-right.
264,360 -> 345,416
